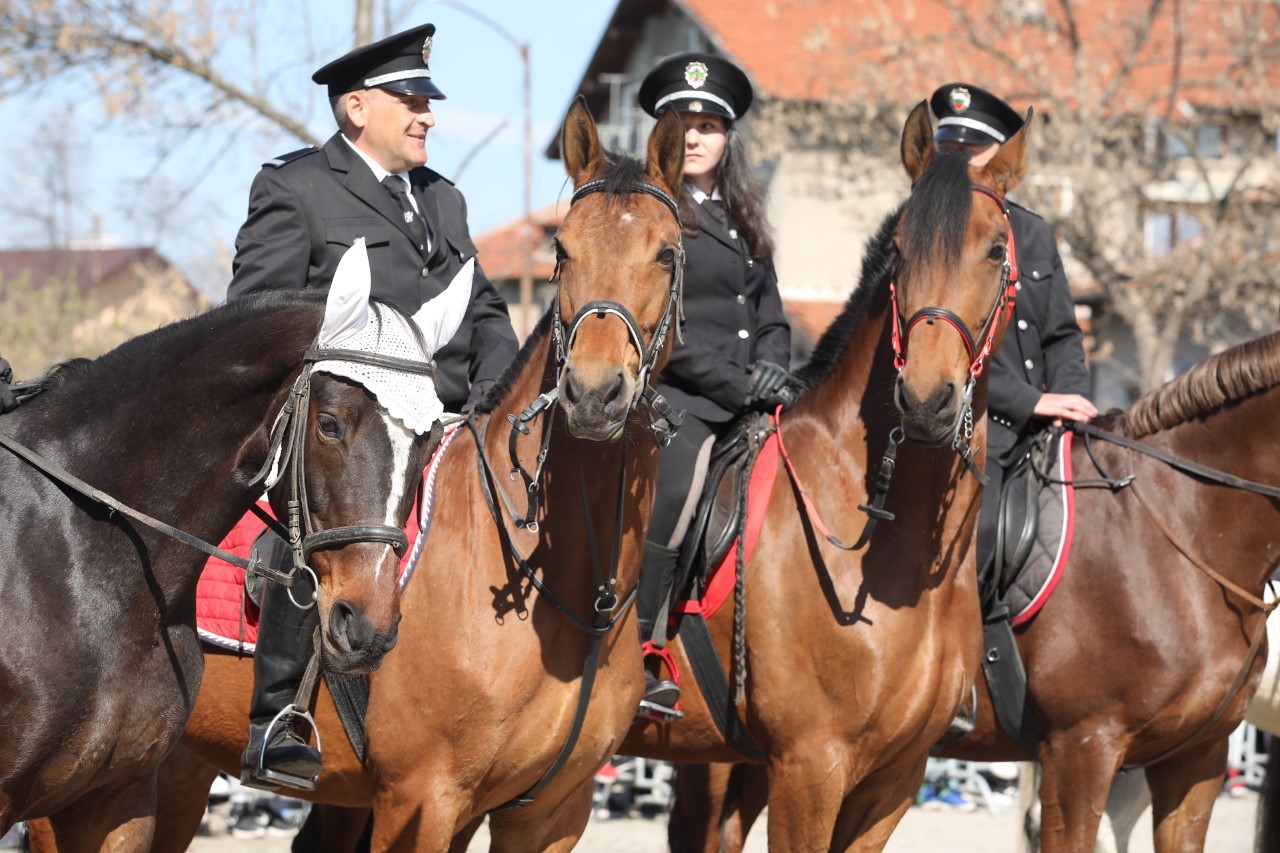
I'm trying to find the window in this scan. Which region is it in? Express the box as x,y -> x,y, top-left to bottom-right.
1144,210 -> 1204,257
1195,124 -> 1224,159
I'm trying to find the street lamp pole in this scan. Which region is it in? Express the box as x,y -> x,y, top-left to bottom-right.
433,2 -> 534,336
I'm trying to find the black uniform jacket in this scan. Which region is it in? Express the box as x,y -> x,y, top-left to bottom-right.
657,200 -> 791,423
227,132 -> 518,412
986,202 -> 1090,467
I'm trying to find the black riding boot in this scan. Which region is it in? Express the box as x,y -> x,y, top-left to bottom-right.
636,541 -> 683,715
241,530 -> 322,791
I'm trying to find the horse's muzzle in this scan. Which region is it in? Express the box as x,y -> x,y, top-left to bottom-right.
559,366 -> 635,442
323,603 -> 401,674
895,376 -> 961,445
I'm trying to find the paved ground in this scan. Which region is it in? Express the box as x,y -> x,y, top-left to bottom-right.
186,791 -> 1258,851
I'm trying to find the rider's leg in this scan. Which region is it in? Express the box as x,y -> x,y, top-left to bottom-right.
240,529 -> 322,790
637,414 -> 716,712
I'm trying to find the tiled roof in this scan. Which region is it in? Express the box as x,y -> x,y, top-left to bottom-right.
681,0 -> 1274,111
0,247 -> 160,294
473,202 -> 569,282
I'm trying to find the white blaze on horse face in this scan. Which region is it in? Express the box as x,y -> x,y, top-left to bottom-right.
376,412 -> 417,582
412,258 -> 473,358
319,238 -> 373,346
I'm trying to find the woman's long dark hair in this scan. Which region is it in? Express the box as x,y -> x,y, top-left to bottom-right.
676,123 -> 775,258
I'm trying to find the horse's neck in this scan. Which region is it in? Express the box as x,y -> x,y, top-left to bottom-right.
15,326 -> 305,574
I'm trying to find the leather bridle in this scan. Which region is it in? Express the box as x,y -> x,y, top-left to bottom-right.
0,343 -> 437,604
246,345 -> 436,605
889,183 -> 1020,479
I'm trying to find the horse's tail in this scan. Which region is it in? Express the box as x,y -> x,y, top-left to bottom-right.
1258,735 -> 1280,853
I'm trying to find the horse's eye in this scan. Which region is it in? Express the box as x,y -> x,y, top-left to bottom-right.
554,240 -> 569,263
317,413 -> 342,440
988,243 -> 1007,262
657,246 -> 676,265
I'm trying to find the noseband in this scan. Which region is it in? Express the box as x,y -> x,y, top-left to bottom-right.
550,178 -> 686,422
888,183 -> 1020,478
246,345 -> 436,604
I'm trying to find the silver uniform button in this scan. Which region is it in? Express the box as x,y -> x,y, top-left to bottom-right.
747,258 -> 754,267
1032,269 -> 1042,279
1024,359 -> 1034,369
729,229 -> 738,239
738,329 -> 749,339
1017,319 -> 1028,330
421,267 -> 429,277
736,294 -> 746,304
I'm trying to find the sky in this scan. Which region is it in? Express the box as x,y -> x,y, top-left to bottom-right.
0,0 -> 618,298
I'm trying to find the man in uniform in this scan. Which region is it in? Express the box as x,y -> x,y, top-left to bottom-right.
928,82 -> 1097,585
230,23 -> 518,790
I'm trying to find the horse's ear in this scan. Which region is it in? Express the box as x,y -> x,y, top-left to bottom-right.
562,95 -> 604,187
319,238 -> 371,346
412,258 -> 474,357
900,100 -> 935,183
984,107 -> 1034,194
646,107 -> 685,194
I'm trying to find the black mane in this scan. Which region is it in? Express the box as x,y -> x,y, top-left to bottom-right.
29,289 -> 327,395
900,149 -> 973,277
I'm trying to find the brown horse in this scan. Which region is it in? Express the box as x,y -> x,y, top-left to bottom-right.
671,331 -> 1280,852
0,242 -> 463,850
82,98 -> 690,852
589,100 -> 1031,850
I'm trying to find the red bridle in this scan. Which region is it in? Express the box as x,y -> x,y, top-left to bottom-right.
889,183 -> 1020,378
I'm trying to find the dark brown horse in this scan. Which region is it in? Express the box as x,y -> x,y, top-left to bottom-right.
0,242 -> 464,850
92,99 -> 691,852
592,100 -> 1032,850
672,331 -> 1280,852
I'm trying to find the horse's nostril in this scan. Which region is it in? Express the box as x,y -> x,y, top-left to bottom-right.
563,372 -> 580,405
603,373 -> 624,406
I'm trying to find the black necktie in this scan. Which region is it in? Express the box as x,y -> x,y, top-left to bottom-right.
381,175 -> 430,253
703,198 -> 729,229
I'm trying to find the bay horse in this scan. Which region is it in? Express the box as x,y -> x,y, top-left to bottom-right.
594,100 -> 1031,850
0,241 -> 467,850
672,330 -> 1280,852
89,98 -> 690,852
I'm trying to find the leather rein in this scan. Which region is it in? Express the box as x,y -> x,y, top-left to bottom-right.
0,345 -> 435,601
472,177 -> 685,811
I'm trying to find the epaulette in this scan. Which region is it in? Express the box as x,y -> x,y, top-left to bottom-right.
263,147 -> 318,168
1007,199 -> 1045,221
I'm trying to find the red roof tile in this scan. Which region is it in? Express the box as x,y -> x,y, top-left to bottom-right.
473,202 -> 569,282
0,247 -> 159,295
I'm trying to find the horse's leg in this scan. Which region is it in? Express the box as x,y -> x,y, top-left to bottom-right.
668,763 -> 724,853
764,744 -> 848,852
1258,736 -> 1280,853
487,780 -> 594,853
1037,741 -> 1120,853
1016,762 -> 1040,853
723,763 -> 769,852
829,761 -> 925,852
1105,770 -> 1152,853
150,742 -> 222,853
47,774 -> 157,852
23,818 -> 57,853
448,815 -> 484,853
370,778 -> 466,853
1145,738 -> 1228,852
292,804 -> 374,853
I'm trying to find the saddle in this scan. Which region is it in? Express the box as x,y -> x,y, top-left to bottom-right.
984,429 -> 1060,609
674,413 -> 772,604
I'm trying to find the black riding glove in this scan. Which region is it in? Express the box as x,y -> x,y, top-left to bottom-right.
0,357 -> 16,414
745,360 -> 788,408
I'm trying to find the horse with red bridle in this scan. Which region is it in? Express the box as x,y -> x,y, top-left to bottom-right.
669,328 -> 1280,853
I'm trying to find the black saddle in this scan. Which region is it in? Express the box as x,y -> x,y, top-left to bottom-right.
673,412 -> 772,603
984,428 -> 1059,610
